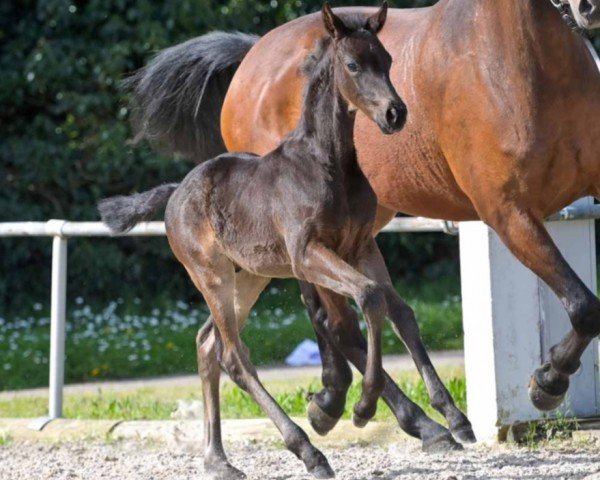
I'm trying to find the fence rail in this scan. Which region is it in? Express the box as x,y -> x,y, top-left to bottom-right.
2,201 -> 600,429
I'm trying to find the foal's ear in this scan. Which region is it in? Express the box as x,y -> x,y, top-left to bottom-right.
322,3 -> 350,38
366,1 -> 388,34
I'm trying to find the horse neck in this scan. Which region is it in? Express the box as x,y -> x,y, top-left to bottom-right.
295,54 -> 357,167
469,0 -> 590,78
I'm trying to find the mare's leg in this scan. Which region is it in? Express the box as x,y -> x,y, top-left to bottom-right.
294,242 -> 388,427
314,286 -> 462,451
481,207 -> 600,410
197,261 -> 334,479
354,241 -> 475,443
299,281 -> 353,436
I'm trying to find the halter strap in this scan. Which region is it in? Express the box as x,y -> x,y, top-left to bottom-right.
549,0 -> 589,36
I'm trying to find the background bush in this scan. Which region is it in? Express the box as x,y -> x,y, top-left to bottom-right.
0,1 -> 596,313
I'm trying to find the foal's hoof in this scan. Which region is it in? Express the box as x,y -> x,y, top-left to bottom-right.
309,462 -> 336,479
448,414 -> 477,444
352,412 -> 370,428
422,433 -> 463,453
528,364 -> 568,411
205,462 -> 246,480
451,425 -> 477,444
308,399 -> 340,436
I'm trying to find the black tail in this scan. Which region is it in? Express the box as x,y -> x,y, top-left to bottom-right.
124,31 -> 259,160
98,183 -> 179,233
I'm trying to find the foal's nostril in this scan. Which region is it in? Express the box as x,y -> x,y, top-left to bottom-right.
386,106 -> 398,126
385,102 -> 407,130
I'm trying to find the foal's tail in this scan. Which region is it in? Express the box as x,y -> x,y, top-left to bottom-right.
124,31 -> 259,160
98,183 -> 179,234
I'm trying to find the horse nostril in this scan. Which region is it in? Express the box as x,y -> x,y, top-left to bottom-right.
386,106 -> 398,126
385,102 -> 407,129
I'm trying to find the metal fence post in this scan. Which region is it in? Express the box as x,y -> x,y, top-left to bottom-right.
27,220 -> 68,430
48,221 -> 68,419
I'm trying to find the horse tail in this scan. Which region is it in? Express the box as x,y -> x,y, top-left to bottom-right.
124,31 -> 259,160
98,183 -> 179,233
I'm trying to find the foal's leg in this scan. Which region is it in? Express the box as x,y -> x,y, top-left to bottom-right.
314,286 -> 462,451
194,270 -> 270,479
484,207 -> 600,410
353,242 -> 475,443
299,281 -> 353,435
195,319 -> 238,479
294,243 -> 388,426
199,264 -> 334,479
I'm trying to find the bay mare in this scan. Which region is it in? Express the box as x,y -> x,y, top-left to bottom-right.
126,0 -> 600,450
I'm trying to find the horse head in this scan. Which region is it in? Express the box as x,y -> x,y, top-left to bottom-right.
321,2 -> 407,134
565,0 -> 600,29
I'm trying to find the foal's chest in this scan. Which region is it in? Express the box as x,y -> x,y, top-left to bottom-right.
315,171 -> 378,254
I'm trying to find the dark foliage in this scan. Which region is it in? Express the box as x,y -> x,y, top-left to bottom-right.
2,1 -> 593,313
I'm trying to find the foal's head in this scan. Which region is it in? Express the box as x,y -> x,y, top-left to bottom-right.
321,2 -> 406,134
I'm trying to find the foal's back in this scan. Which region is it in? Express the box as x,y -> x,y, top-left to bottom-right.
165,132 -> 377,278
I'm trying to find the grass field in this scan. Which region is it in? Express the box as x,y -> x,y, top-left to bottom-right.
0,276 -> 463,391
0,366 -> 466,423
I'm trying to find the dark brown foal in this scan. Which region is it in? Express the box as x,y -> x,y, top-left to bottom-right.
100,4 -> 412,478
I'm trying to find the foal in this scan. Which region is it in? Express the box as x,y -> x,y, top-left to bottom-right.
100,3 -> 406,478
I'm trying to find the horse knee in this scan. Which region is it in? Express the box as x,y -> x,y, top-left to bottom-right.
570,297 -> 600,337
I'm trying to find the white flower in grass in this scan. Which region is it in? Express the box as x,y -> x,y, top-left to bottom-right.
128,354 -> 138,362
3,363 -> 11,370
33,303 -> 43,311
176,301 -> 189,310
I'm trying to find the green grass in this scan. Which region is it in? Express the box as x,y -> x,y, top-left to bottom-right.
0,276 -> 463,391
0,366 -> 466,424
521,408 -> 580,448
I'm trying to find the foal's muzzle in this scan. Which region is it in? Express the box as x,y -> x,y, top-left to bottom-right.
379,101 -> 407,134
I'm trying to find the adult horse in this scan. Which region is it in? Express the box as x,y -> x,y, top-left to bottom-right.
127,0 -> 600,449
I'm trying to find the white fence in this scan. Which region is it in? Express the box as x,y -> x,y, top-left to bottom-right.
2,202 -> 600,437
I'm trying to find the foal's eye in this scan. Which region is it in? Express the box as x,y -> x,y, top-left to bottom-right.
346,62 -> 359,73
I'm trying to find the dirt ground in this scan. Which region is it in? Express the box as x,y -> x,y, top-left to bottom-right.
1,438 -> 599,480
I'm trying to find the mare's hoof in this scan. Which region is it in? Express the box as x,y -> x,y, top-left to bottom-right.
205,462 -> 246,480
451,425 -> 477,444
308,399 -> 340,436
352,412 -> 370,428
528,375 -> 566,411
309,462 -> 336,479
422,433 -> 463,453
